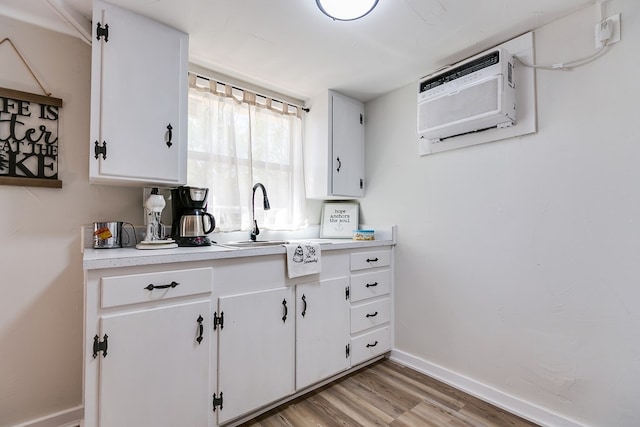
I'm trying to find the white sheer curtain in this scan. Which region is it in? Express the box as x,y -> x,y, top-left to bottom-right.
187,74 -> 307,232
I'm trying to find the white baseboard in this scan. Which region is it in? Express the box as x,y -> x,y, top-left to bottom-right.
389,349 -> 585,427
10,406 -> 83,427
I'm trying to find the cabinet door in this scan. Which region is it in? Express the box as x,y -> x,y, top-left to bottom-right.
331,91 -> 364,197
296,277 -> 351,390
90,0 -> 188,185
217,287 -> 295,424
97,300 -> 211,427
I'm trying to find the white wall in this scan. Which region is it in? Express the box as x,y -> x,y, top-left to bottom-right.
362,1 -> 640,426
0,16 -> 142,426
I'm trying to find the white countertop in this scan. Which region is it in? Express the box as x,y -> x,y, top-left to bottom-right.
83,225 -> 396,270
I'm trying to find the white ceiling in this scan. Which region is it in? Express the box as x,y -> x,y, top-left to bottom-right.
2,0 -> 594,102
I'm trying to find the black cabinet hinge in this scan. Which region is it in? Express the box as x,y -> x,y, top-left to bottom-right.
345,286 -> 350,300
93,334 -> 109,358
94,141 -> 107,160
96,22 -> 109,42
346,343 -> 350,358
212,392 -> 223,411
213,311 -> 224,330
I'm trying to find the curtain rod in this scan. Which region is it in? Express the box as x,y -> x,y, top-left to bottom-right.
189,71 -> 310,113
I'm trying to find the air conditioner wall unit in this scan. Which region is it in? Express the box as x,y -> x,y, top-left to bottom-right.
417,48 -> 516,143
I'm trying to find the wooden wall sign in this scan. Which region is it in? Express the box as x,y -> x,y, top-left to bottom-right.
0,87 -> 63,188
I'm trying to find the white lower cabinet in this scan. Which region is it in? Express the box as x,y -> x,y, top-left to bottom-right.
351,326 -> 392,366
296,276 -> 351,390
98,300 -> 212,427
83,245 -> 393,426
84,267 -> 214,427
215,287 -> 295,424
208,255 -> 294,425
350,297 -> 391,334
349,249 -> 393,366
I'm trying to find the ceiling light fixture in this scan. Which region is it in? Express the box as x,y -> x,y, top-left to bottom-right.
316,0 -> 379,21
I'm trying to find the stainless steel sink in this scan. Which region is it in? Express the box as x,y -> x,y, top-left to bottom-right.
220,240 -> 289,248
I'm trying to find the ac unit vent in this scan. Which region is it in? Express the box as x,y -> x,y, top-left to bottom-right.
417,48 -> 516,143
419,50 -> 501,93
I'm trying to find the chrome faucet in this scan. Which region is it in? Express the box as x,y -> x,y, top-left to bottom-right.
250,183 -> 271,241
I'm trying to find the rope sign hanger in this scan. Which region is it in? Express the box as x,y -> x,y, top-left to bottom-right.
0,38 -> 63,188
0,38 -> 52,97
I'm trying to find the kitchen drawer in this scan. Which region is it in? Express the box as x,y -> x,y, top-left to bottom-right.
350,250 -> 391,271
351,297 -> 391,334
101,268 -> 213,308
351,326 -> 391,366
350,269 -> 390,302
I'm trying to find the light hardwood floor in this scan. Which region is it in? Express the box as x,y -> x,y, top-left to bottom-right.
240,359 -> 540,427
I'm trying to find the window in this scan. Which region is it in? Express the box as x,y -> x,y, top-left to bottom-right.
187,75 -> 307,232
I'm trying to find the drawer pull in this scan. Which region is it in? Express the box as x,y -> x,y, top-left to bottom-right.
366,311 -> 378,318
144,281 -> 180,291
196,315 -> 204,344
366,257 -> 379,263
282,299 -> 288,323
365,282 -> 378,288
366,341 -> 379,348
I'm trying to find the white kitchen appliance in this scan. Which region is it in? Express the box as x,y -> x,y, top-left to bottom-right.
417,47 -> 516,144
136,188 -> 178,249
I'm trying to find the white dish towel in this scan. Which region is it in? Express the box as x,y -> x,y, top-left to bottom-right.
284,243 -> 321,278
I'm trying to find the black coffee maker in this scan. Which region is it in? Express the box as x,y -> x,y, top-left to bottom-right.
170,186 -> 216,246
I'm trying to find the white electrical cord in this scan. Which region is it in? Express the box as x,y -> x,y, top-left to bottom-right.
514,44 -> 610,71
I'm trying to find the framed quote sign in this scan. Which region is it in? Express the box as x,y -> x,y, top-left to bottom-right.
0,87 -> 63,188
320,202 -> 359,238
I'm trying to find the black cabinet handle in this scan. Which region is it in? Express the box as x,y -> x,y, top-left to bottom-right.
196,315 -> 204,344
366,311 -> 378,318
166,124 -> 173,148
282,299 -> 288,322
144,281 -> 179,291
336,157 -> 341,172
366,257 -> 379,263
366,341 -> 379,348
301,294 -> 307,317
365,282 -> 378,288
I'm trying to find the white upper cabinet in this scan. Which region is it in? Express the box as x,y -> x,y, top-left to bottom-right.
304,90 -> 365,199
90,0 -> 188,186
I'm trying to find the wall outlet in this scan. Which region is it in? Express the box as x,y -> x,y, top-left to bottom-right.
595,13 -> 621,48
